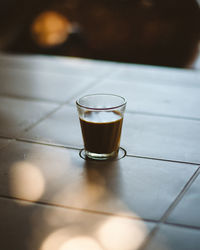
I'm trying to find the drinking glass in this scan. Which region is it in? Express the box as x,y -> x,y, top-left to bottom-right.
76,94 -> 126,160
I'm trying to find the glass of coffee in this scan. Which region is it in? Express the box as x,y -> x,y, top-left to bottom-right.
76,94 -> 126,160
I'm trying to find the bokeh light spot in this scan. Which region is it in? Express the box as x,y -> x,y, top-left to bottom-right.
31,11 -> 71,47
97,217 -> 147,250
10,161 -> 45,202
59,236 -> 103,250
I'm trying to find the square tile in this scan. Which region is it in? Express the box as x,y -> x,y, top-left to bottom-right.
108,64 -> 200,87
0,67 -> 95,103
0,97 -> 58,137
23,105 -> 200,163
144,224 -> 200,250
21,105 -> 82,147
0,197 -> 154,250
0,141 -> 197,220
122,113 -> 200,163
0,54 -> 117,78
166,171 -> 200,228
73,79 -> 200,118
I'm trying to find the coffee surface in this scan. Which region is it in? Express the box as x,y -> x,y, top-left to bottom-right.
80,111 -> 123,154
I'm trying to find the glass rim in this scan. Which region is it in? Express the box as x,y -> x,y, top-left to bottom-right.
76,93 -> 127,111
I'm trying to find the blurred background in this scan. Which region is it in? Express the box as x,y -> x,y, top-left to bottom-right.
0,0 -> 200,68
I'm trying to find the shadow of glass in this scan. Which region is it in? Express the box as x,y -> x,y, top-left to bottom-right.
83,158 -> 122,197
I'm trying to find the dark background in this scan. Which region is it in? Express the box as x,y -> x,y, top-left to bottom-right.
0,0 -> 200,67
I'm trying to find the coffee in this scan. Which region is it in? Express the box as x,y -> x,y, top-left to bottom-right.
80,111 -> 123,155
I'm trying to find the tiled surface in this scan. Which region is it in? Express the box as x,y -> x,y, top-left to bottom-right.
108,64 -> 200,87
0,96 -> 58,137
73,79 -> 200,118
0,197 -> 155,250
122,113 -> 200,164
22,105 -> 83,147
0,53 -> 117,77
166,171 -> 200,228
1,54 -> 200,250
143,224 -> 200,250
0,141 -> 197,221
0,67 -> 95,103
23,105 -> 200,163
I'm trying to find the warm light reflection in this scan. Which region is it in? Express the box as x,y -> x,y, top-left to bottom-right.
97,217 -> 147,250
49,181 -> 106,212
41,227 -> 103,250
42,207 -> 82,228
31,11 -> 72,47
40,228 -> 69,250
59,237 -> 103,250
10,161 -> 45,202
40,214 -> 147,250
50,168 -> 106,210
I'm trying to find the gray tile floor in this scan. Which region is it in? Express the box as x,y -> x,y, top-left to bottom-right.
166,173 -> 200,228
143,224 -> 200,250
22,105 -> 200,164
72,78 -> 200,119
0,141 -> 197,221
0,197 -> 155,250
0,67 -> 96,103
0,96 -> 58,137
0,54 -> 200,250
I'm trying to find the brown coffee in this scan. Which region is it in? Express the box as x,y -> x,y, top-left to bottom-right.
80,111 -> 123,155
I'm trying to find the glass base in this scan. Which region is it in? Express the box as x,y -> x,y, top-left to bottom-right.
79,147 -> 126,161
86,150 -> 117,160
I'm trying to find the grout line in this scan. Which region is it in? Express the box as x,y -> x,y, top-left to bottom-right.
138,208 -> 200,250
0,134 -> 200,167
126,110 -> 200,122
134,167 -> 200,250
3,192 -> 200,231
0,134 -> 82,150
0,55 -> 118,78
16,137 -> 81,150
1,93 -> 200,123
139,167 -> 200,249
159,167 -> 200,223
126,154 -> 200,166
21,70 -> 116,133
61,68 -> 120,105
0,135 -> 15,140
23,104 -> 64,132
0,61 -> 102,78
137,223 -> 160,250
66,101 -> 200,123
0,93 -> 61,105
0,194 -> 158,224
1,92 -> 200,123
163,221 -> 200,231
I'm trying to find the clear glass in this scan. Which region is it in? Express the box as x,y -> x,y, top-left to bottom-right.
76,94 -> 126,160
